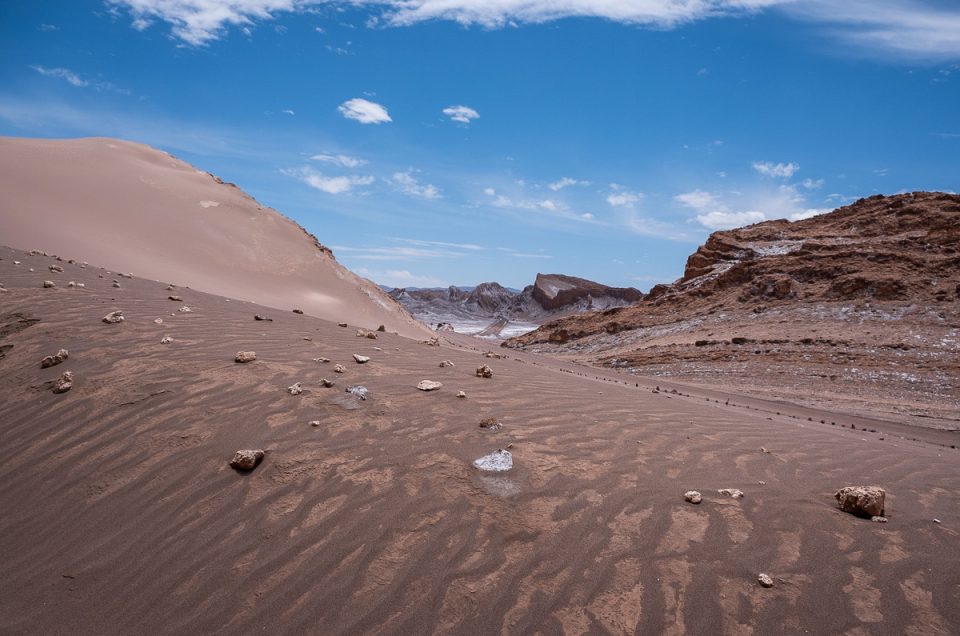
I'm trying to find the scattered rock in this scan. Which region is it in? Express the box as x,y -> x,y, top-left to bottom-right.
475,365 -> 493,378
457,391 -> 467,398
160,336 -> 174,344
933,518 -> 941,524
417,380 -> 443,391
353,354 -> 370,364
309,420 -> 320,427
871,516 -> 888,523
178,306 -> 192,313
52,371 -> 74,394
338,322 -> 348,327
346,385 -> 368,400
423,337 -> 440,346
287,382 -> 303,395
67,281 -> 76,288
254,314 -> 272,321
112,282 -> 122,288
40,349 -> 69,368
377,324 -> 386,332
314,357 -> 330,363
479,417 -> 503,432
43,280 -> 56,288
758,573 -> 774,588
334,364 -> 346,373
439,360 -> 455,367
473,449 -> 513,472
484,351 -> 505,359
229,449 -> 264,471
235,351 -> 257,363
320,378 -> 335,387
835,485 -> 885,518
292,309 -> 304,314
718,488 -> 745,499
102,310 -> 124,324
684,491 -> 703,504
48,265 -> 63,273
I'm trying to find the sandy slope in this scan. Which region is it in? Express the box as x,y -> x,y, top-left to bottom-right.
2,246 -> 959,635
0,137 -> 428,339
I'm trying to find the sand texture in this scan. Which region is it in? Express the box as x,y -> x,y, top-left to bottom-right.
1,246 -> 959,635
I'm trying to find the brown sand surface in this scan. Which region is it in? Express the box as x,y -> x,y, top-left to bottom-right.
0,137 -> 428,339
2,246 -> 959,635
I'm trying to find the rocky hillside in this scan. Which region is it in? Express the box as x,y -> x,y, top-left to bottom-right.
505,192 -> 960,424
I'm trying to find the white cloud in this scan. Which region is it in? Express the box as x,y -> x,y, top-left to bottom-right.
752,161 -> 800,178
606,185 -> 643,207
789,208 -> 831,221
310,153 -> 368,168
107,1 -> 960,60
281,109 -> 295,115
334,243 -> 470,260
388,170 -> 441,199
293,168 -> 374,194
355,267 -> 446,288
484,188 -> 599,224
548,177 -> 589,191
673,189 -> 720,212
696,210 -> 766,229
801,178 -> 824,189
442,105 -> 479,124
675,184 -> 834,230
395,238 -> 482,250
30,65 -> 88,87
338,98 -> 391,124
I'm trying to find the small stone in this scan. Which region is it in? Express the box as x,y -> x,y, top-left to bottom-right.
439,360 -> 455,368
166,285 -> 174,290
154,318 -> 163,324
67,281 -> 76,288
376,324 -> 386,332
417,380 -> 443,391
76,283 -> 85,288
476,365 -> 493,378
473,449 -> 512,472
353,354 -> 370,364
52,370 -> 74,394
338,322 -> 348,327
684,491 -> 702,504
287,382 -> 303,395
334,364 -> 346,373
871,516 -> 888,523
314,357 -> 330,363
457,391 -> 467,398
160,336 -> 174,344
13,260 -> 20,265
933,519 -> 942,524
372,347 -> 382,351
112,282 -> 122,288
303,337 -> 312,341
320,378 -> 335,387
178,306 -> 192,313
48,264 -> 63,272
835,486 -> 885,518
718,488 -> 745,499
346,385 -> 368,400
479,417 -> 503,432
43,280 -> 56,288
309,420 -> 320,427
235,351 -> 257,363
254,314 -> 272,321
292,309 -> 304,314
41,349 -> 69,368
229,449 -> 264,471
168,295 -> 183,301
102,310 -> 124,324
758,573 -> 774,588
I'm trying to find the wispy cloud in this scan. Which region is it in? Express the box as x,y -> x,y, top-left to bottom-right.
332,243 -> 472,260
355,266 -> 447,288
676,185 -> 832,230
548,177 -> 589,191
338,98 -> 392,124
442,105 -> 479,124
30,65 -> 130,94
309,152 -> 368,168
396,238 -> 482,251
752,161 -> 800,178
388,170 -> 441,199
606,184 -> 643,207
290,167 -> 374,194
281,108 -> 295,115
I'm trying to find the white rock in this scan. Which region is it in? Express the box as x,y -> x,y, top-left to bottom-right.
718,488 -> 745,499
178,306 -> 192,313
334,364 -> 345,373
475,365 -> 493,378
154,318 -> 164,324
684,491 -> 703,504
457,391 -> 467,398
353,354 -> 370,364
473,449 -> 513,472
417,380 -> 443,391
871,516 -> 888,523
52,370 -> 74,394
346,385 -> 368,400
288,382 -> 303,395
439,360 -> 455,368
235,351 -> 257,363
309,420 -> 320,427
102,310 -> 124,324
160,336 -> 174,344
43,280 -> 55,288
758,573 -> 774,588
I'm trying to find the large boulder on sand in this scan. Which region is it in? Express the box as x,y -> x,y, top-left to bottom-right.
235,351 -> 257,363
229,449 -> 265,471
417,380 -> 443,391
835,486 -> 885,518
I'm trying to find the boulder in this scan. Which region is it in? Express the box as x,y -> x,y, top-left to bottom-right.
48,265 -> 63,272
417,380 -> 443,391
476,365 -> 493,378
235,351 -> 257,363
346,385 -> 368,400
376,324 -> 386,332
40,349 -> 69,368
43,280 -> 55,288
287,382 -> 303,395
102,310 -> 124,324
52,370 -> 74,394
353,354 -> 370,364
758,573 -> 774,588
684,490 -> 703,504
229,449 -> 264,471
334,364 -> 346,373
835,486 -> 885,518
292,309 -> 304,314
473,449 -> 513,472
338,322 -> 348,327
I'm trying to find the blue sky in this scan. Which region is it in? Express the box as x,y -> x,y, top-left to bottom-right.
1,1 -> 958,289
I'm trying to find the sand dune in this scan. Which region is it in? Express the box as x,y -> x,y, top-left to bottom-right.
2,246 -> 958,634
0,137 -> 428,339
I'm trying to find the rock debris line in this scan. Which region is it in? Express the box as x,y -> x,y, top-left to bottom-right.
102,311 -> 124,324
473,449 -> 513,472
320,378 -> 335,388
287,382 -> 303,396
475,365 -> 493,378
235,351 -> 257,363
229,449 -> 264,471
417,380 -> 443,391
333,364 -> 345,374
439,360 -> 455,368
835,485 -> 886,518
684,490 -> 703,504
353,354 -> 370,364
758,573 -> 774,588
52,371 -> 74,394
40,349 -> 69,368
718,488 -> 745,499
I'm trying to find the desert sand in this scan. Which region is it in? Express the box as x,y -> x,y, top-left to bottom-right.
1,244 -> 959,635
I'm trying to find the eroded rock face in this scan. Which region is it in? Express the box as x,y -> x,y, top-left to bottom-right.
41,349 -> 69,368
229,449 -> 264,471
102,311 -> 124,324
476,365 -> 493,378
235,351 -> 257,363
52,371 -> 74,394
835,486 -> 886,518
417,380 -> 443,391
